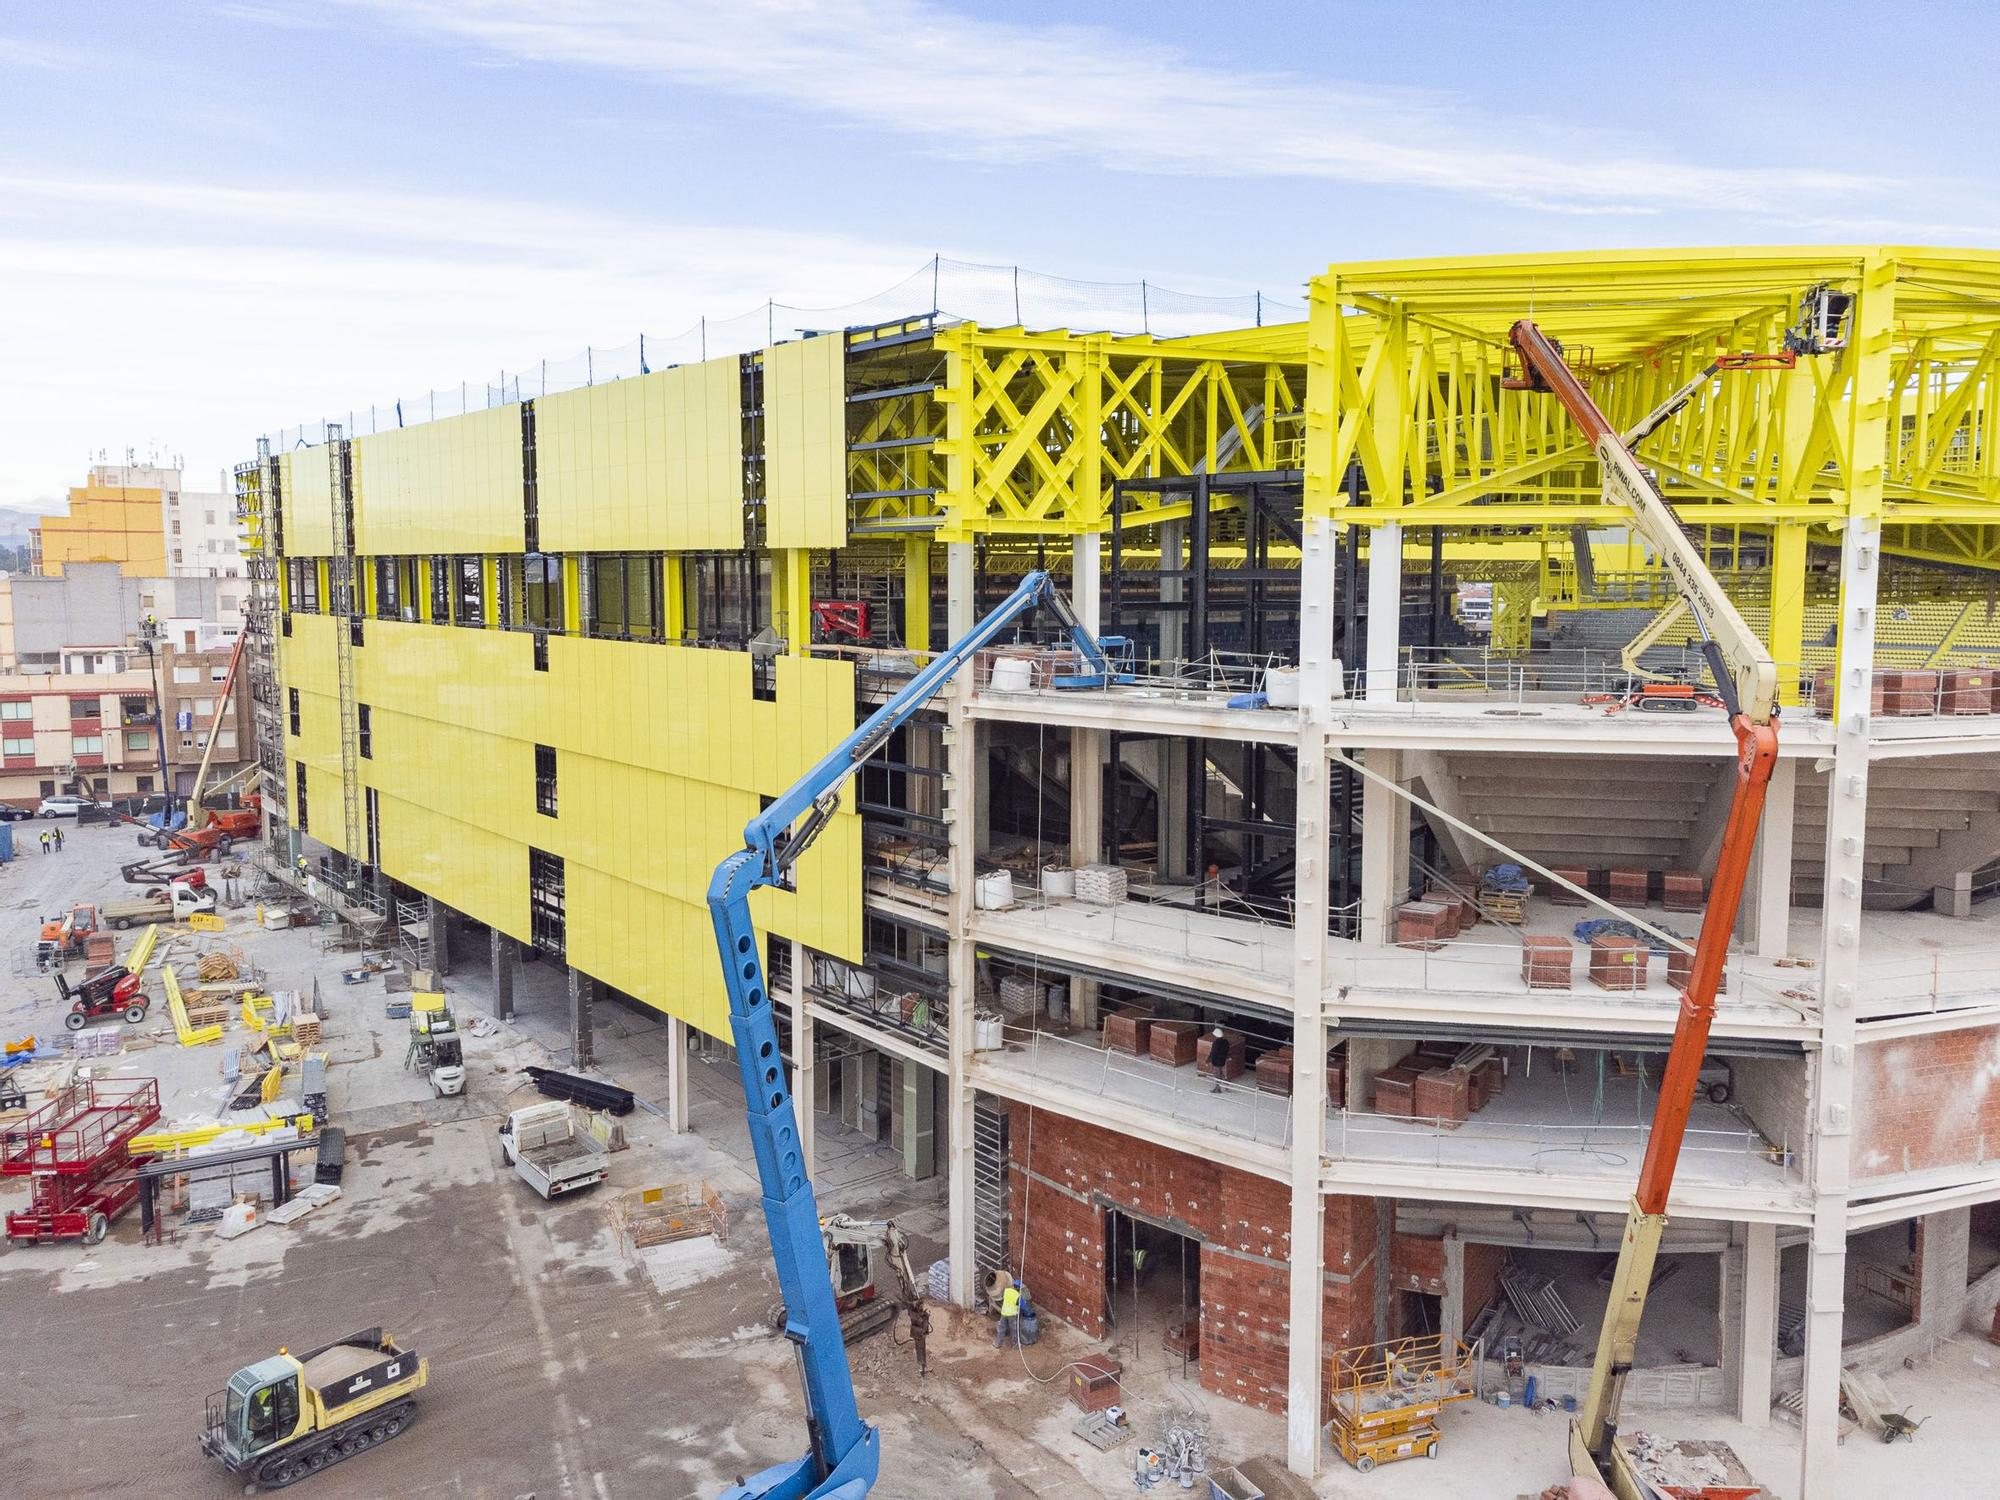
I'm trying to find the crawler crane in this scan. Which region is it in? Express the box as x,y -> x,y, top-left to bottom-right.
1506,291 -> 1846,1495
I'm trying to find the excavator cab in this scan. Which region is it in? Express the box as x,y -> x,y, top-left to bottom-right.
204,1357 -> 303,1469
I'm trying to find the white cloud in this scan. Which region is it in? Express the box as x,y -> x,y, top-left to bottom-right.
0,170 -> 931,511
343,0 -> 1914,219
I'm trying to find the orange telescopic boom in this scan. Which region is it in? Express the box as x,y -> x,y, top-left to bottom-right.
1506,318 -> 1792,1493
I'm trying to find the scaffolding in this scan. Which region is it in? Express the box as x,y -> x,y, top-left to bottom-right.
234,438 -> 286,839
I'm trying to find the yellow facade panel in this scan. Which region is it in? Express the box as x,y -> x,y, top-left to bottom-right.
281,447 -> 337,556
764,335 -> 847,549
536,360 -> 743,553
354,405 -> 523,555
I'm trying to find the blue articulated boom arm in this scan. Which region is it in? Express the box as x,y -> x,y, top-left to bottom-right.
708,569 -> 1119,1500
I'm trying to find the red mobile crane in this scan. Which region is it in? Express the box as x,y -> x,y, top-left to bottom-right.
1505,292 -> 1847,1495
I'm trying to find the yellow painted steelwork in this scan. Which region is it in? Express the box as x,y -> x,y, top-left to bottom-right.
536,358 -> 744,552
935,324 -> 1308,539
354,406 -> 522,555
765,335 -> 848,549
279,449 -> 336,557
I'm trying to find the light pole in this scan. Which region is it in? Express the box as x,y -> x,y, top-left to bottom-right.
139,615 -> 174,818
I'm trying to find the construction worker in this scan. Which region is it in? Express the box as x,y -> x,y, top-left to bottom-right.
39,830 -> 50,855
52,826 -> 63,852
1207,1027 -> 1233,1092
994,1279 -> 1022,1348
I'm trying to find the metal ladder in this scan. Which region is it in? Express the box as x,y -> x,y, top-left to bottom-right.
326,426 -> 379,913
971,1098 -> 1010,1295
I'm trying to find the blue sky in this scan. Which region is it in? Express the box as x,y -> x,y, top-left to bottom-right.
2,0 -> 1993,512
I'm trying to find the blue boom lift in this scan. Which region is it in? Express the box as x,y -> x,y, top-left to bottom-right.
708,570 -> 1122,1500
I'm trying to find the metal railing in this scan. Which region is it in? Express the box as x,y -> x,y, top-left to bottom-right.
976,887 -> 1296,984
988,1024 -> 1292,1148
1323,1107 -> 1788,1187
1853,945 -> 2000,1017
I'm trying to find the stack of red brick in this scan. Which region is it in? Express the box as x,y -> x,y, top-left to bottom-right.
1102,1007 -> 1154,1054
1369,1045 -> 1502,1128
1394,900 -> 1456,949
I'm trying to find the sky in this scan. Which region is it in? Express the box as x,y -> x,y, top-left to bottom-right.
1,0 -> 1995,513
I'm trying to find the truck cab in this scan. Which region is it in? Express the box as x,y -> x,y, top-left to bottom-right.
204,1355 -> 306,1472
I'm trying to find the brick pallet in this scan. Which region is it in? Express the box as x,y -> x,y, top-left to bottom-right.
1883,669 -> 1941,716
1102,1009 -> 1154,1055
1373,1063 -> 1422,1117
1589,934 -> 1648,991
1547,869 -> 1589,907
1662,870 -> 1705,913
1148,1020 -> 1201,1068
1666,946 -> 1727,994
1412,1066 -> 1470,1127
1940,668 -> 1994,715
1254,1046 -> 1294,1095
1395,901 -> 1453,950
1608,868 -> 1650,907
1520,935 -> 1573,989
1813,666 -> 1884,717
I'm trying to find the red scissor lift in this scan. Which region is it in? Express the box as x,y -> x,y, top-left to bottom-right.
3,1078 -> 161,1245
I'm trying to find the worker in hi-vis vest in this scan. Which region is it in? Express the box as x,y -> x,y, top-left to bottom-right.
994,1280 -> 1022,1347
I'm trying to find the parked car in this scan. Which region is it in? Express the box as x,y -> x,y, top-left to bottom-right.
0,803 -> 34,821
38,795 -> 98,818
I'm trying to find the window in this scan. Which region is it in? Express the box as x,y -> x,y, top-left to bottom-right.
454,557 -> 485,627
294,761 -> 309,832
358,703 -> 372,759
429,556 -> 451,623
38,779 -> 54,797
365,786 -> 380,868
528,848 -> 565,957
125,731 -> 149,751
684,554 -> 757,645
72,734 -> 104,756
375,557 -> 401,619
208,666 -> 228,682
287,558 -> 319,613
0,700 -> 31,721
122,695 -> 150,721
136,776 -> 153,793
533,632 -> 549,672
172,666 -> 200,685
192,698 -> 215,717
500,554 -> 564,633
587,555 -> 662,642
288,688 -> 300,737
70,698 -> 102,720
218,728 -> 236,750
535,743 -> 557,817
3,737 -> 33,757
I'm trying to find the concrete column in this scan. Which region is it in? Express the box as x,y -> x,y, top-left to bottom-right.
1740,1222 -> 1779,1426
1364,522 -> 1401,701
947,542 -> 974,644
1069,726 -> 1103,867
568,966 -> 594,1070
1157,738 -> 1191,878
1358,747 -> 1407,945
1072,533 -> 1101,632
1915,1207 -> 1972,1334
1718,1229 -> 1747,1415
488,928 -> 515,1021
1801,253 -> 1894,1500
427,895 -> 451,976
1158,519 -> 1186,665
1070,976 -> 1100,1032
667,1015 -> 689,1134
944,663 -> 981,1308
1440,1234 -> 1466,1349
1286,512 -> 1336,1480
901,1058 -> 936,1181
789,940 -> 811,1168
1750,756 -> 1797,958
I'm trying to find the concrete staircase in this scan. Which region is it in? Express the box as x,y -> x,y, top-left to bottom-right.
1431,751 -> 1726,871
1791,754 -> 2000,909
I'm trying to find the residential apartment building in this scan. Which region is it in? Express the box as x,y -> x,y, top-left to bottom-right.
30,462 -> 245,583
250,249 -> 2000,1497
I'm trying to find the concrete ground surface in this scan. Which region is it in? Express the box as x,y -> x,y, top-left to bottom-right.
0,823 -> 1994,1499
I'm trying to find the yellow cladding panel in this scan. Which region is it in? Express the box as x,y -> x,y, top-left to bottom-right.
354,406 -> 523,554
282,447 -> 337,556
536,359 -> 744,552
313,622 -> 858,1038
764,335 -> 847,549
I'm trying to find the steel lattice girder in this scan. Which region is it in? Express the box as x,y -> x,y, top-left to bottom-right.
933,324 -> 1307,540
1303,249 -> 2000,555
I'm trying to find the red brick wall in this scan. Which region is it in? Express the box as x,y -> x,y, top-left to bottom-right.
1853,1025 -> 2000,1180
1005,1104 -> 1385,1415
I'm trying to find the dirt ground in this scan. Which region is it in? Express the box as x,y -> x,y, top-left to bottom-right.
6,823 -> 1999,1499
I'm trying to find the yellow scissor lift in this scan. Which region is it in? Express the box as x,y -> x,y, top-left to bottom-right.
1326,1334 -> 1477,1474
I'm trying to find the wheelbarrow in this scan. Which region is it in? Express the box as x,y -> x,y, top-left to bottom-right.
1880,1408 -> 1928,1443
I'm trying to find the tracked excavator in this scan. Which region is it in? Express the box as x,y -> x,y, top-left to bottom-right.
1504,286 -> 1849,1496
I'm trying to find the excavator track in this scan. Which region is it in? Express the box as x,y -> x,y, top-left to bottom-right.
248,1399 -> 417,1490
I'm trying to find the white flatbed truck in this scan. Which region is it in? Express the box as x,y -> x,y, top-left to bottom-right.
498,1101 -> 607,1200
